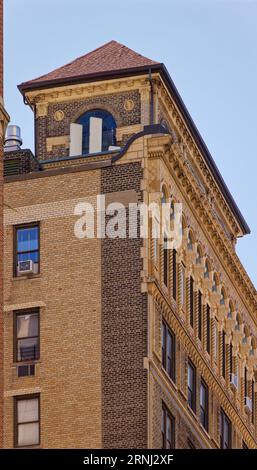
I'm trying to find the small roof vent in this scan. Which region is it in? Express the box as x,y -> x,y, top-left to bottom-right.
4,125 -> 23,152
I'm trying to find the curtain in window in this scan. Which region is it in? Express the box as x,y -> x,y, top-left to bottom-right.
17,398 -> 39,447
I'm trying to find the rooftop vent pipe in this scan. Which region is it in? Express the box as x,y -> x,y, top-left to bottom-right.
4,125 -> 23,152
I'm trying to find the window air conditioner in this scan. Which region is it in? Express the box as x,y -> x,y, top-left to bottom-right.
17,364 -> 35,378
17,260 -> 34,275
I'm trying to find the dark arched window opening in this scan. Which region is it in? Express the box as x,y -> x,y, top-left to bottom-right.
77,109 -> 116,154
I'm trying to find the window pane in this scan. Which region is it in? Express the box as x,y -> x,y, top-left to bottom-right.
17,313 -> 38,338
18,398 -> 39,423
200,383 -> 206,408
17,338 -> 39,361
17,227 -> 39,253
18,252 -> 39,263
167,331 -> 172,376
162,323 -> 166,368
18,422 -> 39,446
166,415 -> 172,448
188,364 -> 193,389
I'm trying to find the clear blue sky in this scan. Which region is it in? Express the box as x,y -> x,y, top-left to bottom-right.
5,0 -> 257,287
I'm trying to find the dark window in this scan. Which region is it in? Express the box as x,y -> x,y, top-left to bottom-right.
200,379 -> 208,431
198,291 -> 202,340
15,310 -> 39,362
190,277 -> 194,328
206,305 -> 211,354
220,409 -> 231,449
163,237 -> 168,287
230,342 -> 233,377
252,380 -> 255,424
244,367 -> 247,399
162,404 -> 175,449
17,364 -> 35,377
162,321 -> 176,382
14,395 -> 40,447
77,109 -> 116,154
188,360 -> 196,412
14,224 -> 40,276
222,331 -> 226,379
172,250 -> 177,300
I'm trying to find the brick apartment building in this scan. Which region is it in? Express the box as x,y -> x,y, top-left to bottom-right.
0,0 -> 9,448
2,40 -> 257,448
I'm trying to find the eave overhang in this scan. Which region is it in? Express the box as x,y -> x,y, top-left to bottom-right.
18,63 -> 250,236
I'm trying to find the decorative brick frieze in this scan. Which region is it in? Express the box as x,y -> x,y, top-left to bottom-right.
36,90 -> 141,161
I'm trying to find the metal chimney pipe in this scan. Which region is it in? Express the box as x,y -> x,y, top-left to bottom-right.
4,125 -> 22,151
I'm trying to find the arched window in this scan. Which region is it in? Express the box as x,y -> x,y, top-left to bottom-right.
187,231 -> 194,251
235,314 -> 241,331
212,273 -> 218,292
204,260 -> 210,279
77,109 -> 116,154
220,288 -> 226,305
242,326 -> 249,344
196,246 -> 202,265
170,199 -> 175,221
161,186 -> 168,205
228,301 -> 233,319
250,338 -> 256,356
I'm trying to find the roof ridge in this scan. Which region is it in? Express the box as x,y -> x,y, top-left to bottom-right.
19,40 -> 158,88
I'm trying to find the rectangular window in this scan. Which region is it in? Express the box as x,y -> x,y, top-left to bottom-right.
206,305 -> 211,354
172,250 -> 177,300
162,321 -> 176,382
180,263 -> 185,308
198,291 -> 202,340
163,237 -> 168,287
14,223 -> 40,276
188,360 -> 196,413
222,331 -> 226,379
200,379 -> 208,431
214,319 -> 218,361
230,342 -> 233,377
15,310 -> 39,362
189,277 -> 194,328
162,404 -> 175,449
252,380 -> 255,424
220,409 -> 231,449
15,395 -> 40,447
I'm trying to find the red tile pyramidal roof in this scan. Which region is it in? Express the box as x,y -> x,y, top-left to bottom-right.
19,40 -> 160,90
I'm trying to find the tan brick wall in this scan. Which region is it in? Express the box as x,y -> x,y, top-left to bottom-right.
4,170 -> 102,448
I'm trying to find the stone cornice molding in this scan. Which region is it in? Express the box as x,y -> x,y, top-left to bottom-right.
24,75 -> 153,110
147,137 -> 257,323
156,77 -> 244,238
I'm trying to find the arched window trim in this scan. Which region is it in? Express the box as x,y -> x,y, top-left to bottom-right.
77,108 -> 117,155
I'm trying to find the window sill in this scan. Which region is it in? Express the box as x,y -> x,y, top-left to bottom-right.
161,367 -> 177,391
12,274 -> 41,281
13,360 -> 41,366
199,423 -> 211,440
187,405 -> 198,422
